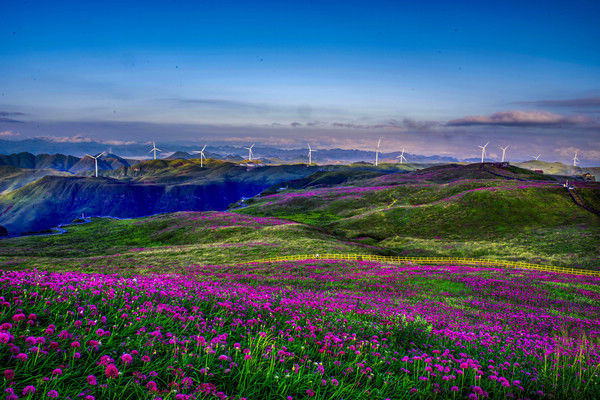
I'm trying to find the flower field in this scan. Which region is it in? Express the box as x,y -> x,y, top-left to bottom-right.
1,260 -> 599,399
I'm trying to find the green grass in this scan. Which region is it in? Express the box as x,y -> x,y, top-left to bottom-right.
0,212 -> 385,272
1,163 -> 598,270
380,225 -> 600,267
234,179 -> 600,268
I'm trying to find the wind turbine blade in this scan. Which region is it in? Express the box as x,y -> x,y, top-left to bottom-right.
202,145 -> 207,151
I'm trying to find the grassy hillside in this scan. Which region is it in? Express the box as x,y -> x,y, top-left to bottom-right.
0,165 -> 71,194
516,160 -> 599,179
1,162 -> 597,269
235,164 -> 600,268
106,159 -> 321,184
0,211 -> 384,272
0,162 -> 324,235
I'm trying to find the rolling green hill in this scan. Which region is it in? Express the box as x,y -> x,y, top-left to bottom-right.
515,160 -> 599,179
1,162 -> 598,269
235,164 -> 600,267
0,165 -> 71,194
0,160 -> 422,235
0,211 -> 383,271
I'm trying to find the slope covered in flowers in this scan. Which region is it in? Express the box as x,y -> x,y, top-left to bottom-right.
1,260 -> 599,399
238,171 -> 600,267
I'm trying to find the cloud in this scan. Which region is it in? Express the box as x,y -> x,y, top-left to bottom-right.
40,135 -> 95,143
290,122 -> 302,127
0,111 -> 26,117
0,111 -> 26,123
38,135 -> 137,145
0,130 -> 19,137
515,97 -> 600,108
558,146 -> 600,160
102,139 -> 137,145
164,97 -> 348,121
331,122 -> 394,129
447,110 -> 593,127
170,98 -> 272,112
331,118 -> 440,130
400,118 -> 440,130
4,118 -> 598,164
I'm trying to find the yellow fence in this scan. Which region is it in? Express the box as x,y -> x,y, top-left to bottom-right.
245,253 -> 600,277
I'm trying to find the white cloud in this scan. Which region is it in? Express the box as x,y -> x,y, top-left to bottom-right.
447,110 -> 593,126
102,139 -> 136,145
558,146 -> 600,160
41,135 -> 94,143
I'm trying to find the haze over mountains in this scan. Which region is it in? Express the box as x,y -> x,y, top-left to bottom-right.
0,137 -> 461,164
3,136 -> 600,166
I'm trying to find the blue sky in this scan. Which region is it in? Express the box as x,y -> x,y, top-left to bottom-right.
1,0 -> 599,162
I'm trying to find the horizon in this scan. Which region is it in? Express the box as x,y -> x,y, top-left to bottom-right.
1,136 -> 599,167
1,0 -> 599,164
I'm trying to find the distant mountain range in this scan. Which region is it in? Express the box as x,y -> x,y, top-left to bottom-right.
0,137 -> 460,164
0,152 -> 131,173
2,137 -> 599,166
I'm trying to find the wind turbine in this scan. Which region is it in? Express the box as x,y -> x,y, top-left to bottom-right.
529,154 -> 541,161
149,141 -> 161,160
199,144 -> 207,168
375,138 -> 382,166
396,148 -> 407,164
573,150 -> 579,167
244,144 -> 255,161
498,145 -> 509,162
85,152 -> 105,178
478,142 -> 489,163
307,144 -> 313,166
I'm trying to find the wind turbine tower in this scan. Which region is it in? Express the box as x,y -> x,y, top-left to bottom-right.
375,138 -> 382,166
573,151 -> 579,167
478,142 -> 489,163
149,141 -> 161,160
498,145 -> 509,162
244,144 -> 255,161
199,144 -> 207,168
85,152 -> 105,178
396,148 -> 407,164
307,144 -> 313,166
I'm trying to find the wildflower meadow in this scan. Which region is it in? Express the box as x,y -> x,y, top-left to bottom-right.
1,260 -> 599,399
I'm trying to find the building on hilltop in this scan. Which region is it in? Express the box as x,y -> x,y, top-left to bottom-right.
582,172 -> 595,182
